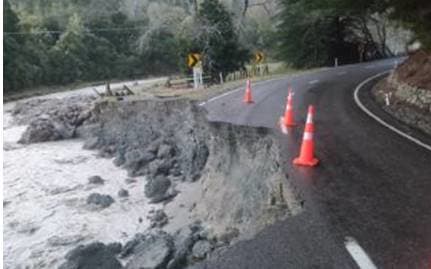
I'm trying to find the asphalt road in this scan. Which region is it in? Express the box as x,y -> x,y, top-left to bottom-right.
198,58 -> 431,269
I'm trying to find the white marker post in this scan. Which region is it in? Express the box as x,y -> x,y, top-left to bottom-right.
193,63 -> 203,89
385,93 -> 391,106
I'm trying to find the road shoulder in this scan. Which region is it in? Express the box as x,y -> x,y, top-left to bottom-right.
354,72 -> 431,151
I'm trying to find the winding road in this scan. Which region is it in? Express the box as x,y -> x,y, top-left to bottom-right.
199,58 -> 431,268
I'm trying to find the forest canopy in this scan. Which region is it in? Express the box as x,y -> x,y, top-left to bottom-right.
4,0 -> 276,92
4,0 -> 431,92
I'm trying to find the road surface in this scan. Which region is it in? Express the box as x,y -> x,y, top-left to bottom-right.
199,58 -> 431,268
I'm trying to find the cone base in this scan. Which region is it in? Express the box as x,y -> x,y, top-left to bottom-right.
244,100 -> 254,104
293,157 -> 319,167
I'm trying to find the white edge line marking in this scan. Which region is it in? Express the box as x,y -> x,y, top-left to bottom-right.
308,79 -> 319,84
354,71 -> 431,152
345,237 -> 378,269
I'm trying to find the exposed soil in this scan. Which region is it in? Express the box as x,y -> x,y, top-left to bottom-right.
371,51 -> 431,136
4,94 -> 300,268
393,50 -> 431,90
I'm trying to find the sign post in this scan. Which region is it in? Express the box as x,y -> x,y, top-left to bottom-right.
188,53 -> 203,89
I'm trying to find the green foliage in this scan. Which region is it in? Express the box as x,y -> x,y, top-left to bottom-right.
276,0 -> 421,67
276,0 -> 361,68
276,0 -> 431,69
47,14 -> 119,84
4,0 -> 261,92
3,0 -> 147,92
3,0 -> 40,91
195,0 -> 250,80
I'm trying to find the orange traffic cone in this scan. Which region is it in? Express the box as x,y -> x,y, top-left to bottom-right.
293,105 -> 319,166
280,87 -> 296,128
243,79 -> 254,104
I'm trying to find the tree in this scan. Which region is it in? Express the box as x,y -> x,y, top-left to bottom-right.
48,14 -> 89,83
48,14 -> 119,83
276,1 -> 352,67
3,0 -> 45,92
195,0 -> 250,81
4,0 -> 23,92
285,0 -> 431,50
276,0 -> 397,68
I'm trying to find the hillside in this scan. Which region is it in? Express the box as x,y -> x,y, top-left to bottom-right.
372,50 -> 431,135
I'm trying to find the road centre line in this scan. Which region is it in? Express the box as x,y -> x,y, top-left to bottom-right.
354,71 -> 431,152
345,237 -> 378,269
199,77 -> 287,106
200,67 -> 336,106
337,71 -> 347,75
308,79 -> 319,84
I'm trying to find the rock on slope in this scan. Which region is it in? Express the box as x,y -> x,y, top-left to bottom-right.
372,50 -> 431,135
16,96 -> 300,268
81,97 -> 299,236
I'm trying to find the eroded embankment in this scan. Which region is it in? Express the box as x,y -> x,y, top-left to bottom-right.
83,99 -> 298,236
7,96 -> 300,269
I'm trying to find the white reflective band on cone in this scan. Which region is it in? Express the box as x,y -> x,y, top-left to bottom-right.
286,105 -> 292,110
280,118 -> 288,134
303,132 -> 313,140
306,114 -> 313,124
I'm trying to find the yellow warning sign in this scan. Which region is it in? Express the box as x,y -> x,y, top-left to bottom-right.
255,51 -> 264,64
187,53 -> 201,68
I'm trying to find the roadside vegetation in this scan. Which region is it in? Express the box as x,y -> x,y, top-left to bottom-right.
276,0 -> 431,67
4,0 -> 276,94
4,0 -> 431,95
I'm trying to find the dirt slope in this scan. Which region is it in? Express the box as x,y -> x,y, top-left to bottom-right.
372,51 -> 431,135
82,98 -> 299,236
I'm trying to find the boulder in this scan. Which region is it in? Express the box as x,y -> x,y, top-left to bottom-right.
120,233 -> 146,258
124,149 -> 156,175
149,159 -> 175,176
157,144 -> 173,159
58,242 -> 122,269
167,227 -> 196,269
113,154 -> 126,167
18,117 -> 63,144
118,189 -> 129,198
144,176 -> 175,203
88,175 -> 104,185
17,97 -> 94,144
124,231 -> 174,269
149,209 -> 168,228
191,240 -> 212,260
86,193 -> 115,209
